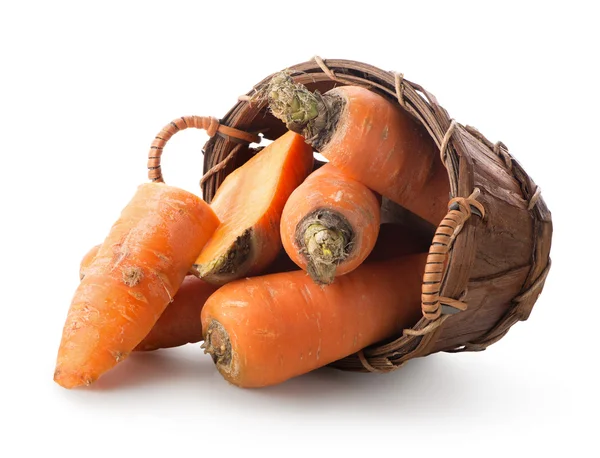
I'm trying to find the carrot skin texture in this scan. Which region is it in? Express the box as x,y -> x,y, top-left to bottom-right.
201,253 -> 427,388
195,131 -> 314,285
320,86 -> 449,225
55,183 -> 220,388
135,275 -> 218,351
280,163 -> 380,282
79,248 -> 218,351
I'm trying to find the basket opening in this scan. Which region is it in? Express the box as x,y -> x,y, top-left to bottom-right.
232,74 -> 444,286
206,61 -> 451,355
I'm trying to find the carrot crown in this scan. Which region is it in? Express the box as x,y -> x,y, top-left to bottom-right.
261,71 -> 343,150
202,320 -> 233,368
297,209 -> 353,285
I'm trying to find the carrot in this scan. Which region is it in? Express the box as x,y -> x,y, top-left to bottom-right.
201,253 -> 427,388
264,72 -> 450,225
280,163 -> 380,284
194,131 -> 313,285
54,182 -> 220,388
79,244 -> 100,280
135,275 -> 218,351
367,223 -> 432,262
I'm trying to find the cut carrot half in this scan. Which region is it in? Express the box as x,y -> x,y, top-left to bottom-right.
195,131 -> 314,285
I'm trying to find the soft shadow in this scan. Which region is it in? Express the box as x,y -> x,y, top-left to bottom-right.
87,347 -> 212,391
243,353 -> 530,419
249,355 -> 439,400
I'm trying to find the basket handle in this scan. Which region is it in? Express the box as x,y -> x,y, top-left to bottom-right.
147,116 -> 260,184
421,189 -> 485,320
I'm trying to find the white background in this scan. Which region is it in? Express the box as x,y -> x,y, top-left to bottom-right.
1,1 -> 598,457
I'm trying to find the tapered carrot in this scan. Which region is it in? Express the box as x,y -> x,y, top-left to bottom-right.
264,72 -> 450,225
201,253 -> 427,388
54,183 -> 220,388
195,131 -> 313,285
280,163 -> 380,284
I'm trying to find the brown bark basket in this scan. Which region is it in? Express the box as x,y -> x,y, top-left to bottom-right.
199,57 -> 552,372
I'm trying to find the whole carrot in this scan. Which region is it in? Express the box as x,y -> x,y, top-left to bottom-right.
195,131 -> 313,285
280,163 -> 380,284
264,72 -> 450,225
201,253 -> 427,388
54,183 -> 219,388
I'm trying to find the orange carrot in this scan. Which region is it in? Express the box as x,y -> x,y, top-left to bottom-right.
280,163 -> 380,284
265,73 -> 450,225
201,253 -> 427,388
54,183 -> 219,388
135,276 -> 218,351
194,131 -> 313,285
78,245 -> 218,352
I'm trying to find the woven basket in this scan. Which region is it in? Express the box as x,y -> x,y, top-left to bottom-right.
148,57 -> 552,373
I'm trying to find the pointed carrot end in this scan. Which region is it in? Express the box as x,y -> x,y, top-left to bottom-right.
53,366 -> 96,389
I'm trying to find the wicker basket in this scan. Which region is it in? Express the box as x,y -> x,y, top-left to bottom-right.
149,57 -> 552,373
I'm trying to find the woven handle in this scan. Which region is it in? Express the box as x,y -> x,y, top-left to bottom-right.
147,115 -> 260,184
421,189 -> 485,320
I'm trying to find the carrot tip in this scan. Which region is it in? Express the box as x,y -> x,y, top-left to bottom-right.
53,368 -> 96,389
